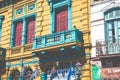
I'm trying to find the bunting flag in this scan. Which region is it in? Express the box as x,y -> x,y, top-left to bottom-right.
67,63 -> 75,80
30,67 -> 39,80
21,63 -> 27,80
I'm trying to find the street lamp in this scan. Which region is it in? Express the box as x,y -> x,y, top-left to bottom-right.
75,62 -> 82,80
56,61 -> 59,67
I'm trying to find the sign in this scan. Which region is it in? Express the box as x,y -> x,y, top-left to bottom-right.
102,67 -> 120,78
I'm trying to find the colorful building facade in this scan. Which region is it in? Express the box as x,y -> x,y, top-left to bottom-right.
91,0 -> 120,80
0,0 -> 91,80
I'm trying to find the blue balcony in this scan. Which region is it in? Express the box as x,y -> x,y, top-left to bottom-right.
32,28 -> 83,62
32,28 -> 83,49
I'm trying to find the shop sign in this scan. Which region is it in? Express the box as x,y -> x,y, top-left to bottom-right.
102,67 -> 120,78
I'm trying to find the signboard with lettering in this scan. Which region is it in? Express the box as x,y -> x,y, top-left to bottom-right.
102,67 -> 120,78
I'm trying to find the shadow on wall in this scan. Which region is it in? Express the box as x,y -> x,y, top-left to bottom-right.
0,47 -> 6,79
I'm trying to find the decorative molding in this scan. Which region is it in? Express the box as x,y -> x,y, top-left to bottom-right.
26,1 -> 36,15
24,44 -> 32,52
104,7 -> 120,20
6,60 -> 39,68
28,4 -> 35,11
14,6 -> 24,18
16,8 -> 23,15
11,47 -> 21,54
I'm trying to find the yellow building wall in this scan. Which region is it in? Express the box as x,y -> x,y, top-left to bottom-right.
0,0 -> 91,80
72,0 -> 91,80
0,0 -> 39,79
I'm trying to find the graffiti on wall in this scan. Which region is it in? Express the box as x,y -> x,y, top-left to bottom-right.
102,67 -> 120,78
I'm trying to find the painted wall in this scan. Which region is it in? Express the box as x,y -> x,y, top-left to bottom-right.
72,0 -> 91,80
91,0 -> 114,57
91,0 -> 120,80
0,0 -> 91,80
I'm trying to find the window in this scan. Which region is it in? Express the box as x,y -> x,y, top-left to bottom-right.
10,2 -> 36,48
11,15 -> 36,47
111,23 -> 115,42
14,22 -> 23,46
0,16 -> 4,43
26,18 -> 35,44
109,11 -> 113,18
107,22 -> 115,43
104,8 -> 120,54
47,0 -> 72,34
55,7 -> 68,32
104,8 -> 120,42
115,10 -> 120,17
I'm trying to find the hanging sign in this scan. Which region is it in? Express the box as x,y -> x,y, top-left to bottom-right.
47,68 -> 76,80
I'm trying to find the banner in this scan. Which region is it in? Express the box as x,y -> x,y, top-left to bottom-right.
47,68 -> 75,80
102,67 -> 120,78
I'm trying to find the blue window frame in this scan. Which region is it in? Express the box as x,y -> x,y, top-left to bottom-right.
104,7 -> 120,42
104,7 -> 120,54
0,16 -> 4,44
47,0 -> 72,34
10,14 -> 36,48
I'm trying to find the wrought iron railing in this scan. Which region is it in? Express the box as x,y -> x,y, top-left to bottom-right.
33,28 -> 83,49
96,39 -> 120,56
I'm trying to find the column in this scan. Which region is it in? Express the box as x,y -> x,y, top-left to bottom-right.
0,16 -> 4,45
22,18 -> 26,45
10,23 -> 15,48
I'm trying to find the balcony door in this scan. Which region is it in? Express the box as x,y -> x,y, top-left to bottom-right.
106,21 -> 120,54
55,7 -> 68,32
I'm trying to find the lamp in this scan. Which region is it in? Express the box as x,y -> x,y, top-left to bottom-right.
75,62 -> 82,80
56,61 -> 59,67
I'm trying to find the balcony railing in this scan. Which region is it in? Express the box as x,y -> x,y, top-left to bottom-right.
33,28 -> 83,49
10,44 -> 32,54
96,39 -> 120,56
